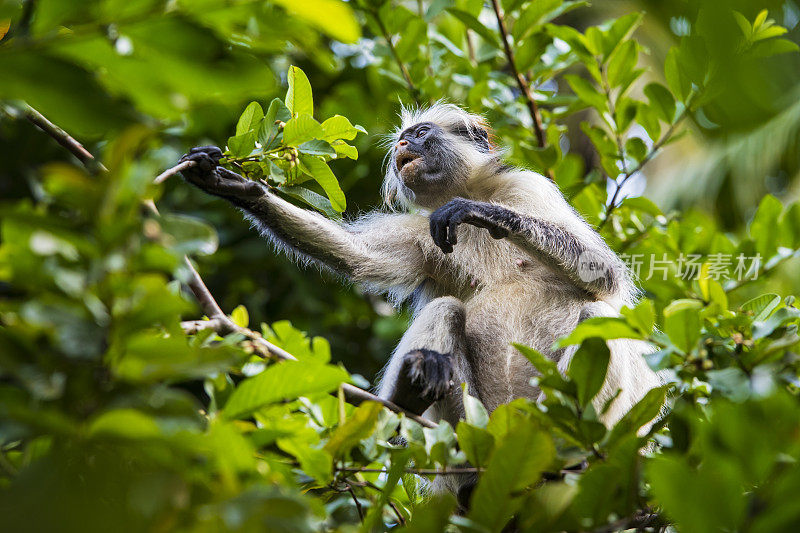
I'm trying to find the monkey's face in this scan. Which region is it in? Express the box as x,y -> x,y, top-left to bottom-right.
392,122 -> 465,198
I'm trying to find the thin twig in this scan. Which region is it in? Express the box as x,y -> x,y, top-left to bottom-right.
345,485 -> 365,523
361,480 -> 406,526
154,160 -> 195,184
367,8 -> 420,103
598,102 -> 692,229
18,103 -> 106,171
20,103 -> 438,431
490,0 -> 547,150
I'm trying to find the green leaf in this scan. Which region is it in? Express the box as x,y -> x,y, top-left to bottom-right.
456,422 -> 495,467
567,338 -> 611,408
224,361 -> 349,419
285,65 -> 314,117
277,185 -> 339,219
447,8 -> 500,48
607,385 -> 669,445
89,409 -> 161,439
324,401 -> 382,458
271,0 -> 360,43
565,74 -> 606,111
467,422 -> 555,531
606,40 -> 637,88
235,101 -> 264,136
462,385 -> 490,428
555,317 -> 642,347
648,456 -> 745,533
230,305 -> 249,328
402,493 -> 458,532
664,47 -> 689,102
644,82 -> 676,122
620,299 -> 656,335
282,114 -> 324,146
297,154 -> 346,212
741,294 -> 781,322
319,115 -> 366,142
749,194 -> 783,258
663,299 -> 703,353
227,131 -> 257,159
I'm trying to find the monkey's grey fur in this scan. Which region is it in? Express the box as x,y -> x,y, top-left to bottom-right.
180,103 -> 661,501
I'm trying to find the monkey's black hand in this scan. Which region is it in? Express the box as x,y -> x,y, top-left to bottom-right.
429,198 -> 512,253
389,349 -> 454,415
179,146 -> 265,200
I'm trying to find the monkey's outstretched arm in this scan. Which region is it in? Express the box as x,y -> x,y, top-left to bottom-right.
180,147 -> 425,289
429,197 -> 629,299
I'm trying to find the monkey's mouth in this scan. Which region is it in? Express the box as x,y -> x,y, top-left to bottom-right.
396,151 -> 423,174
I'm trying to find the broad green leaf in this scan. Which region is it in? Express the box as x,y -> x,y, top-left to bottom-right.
456,422 -> 495,467
89,409 -> 161,439
462,384 -> 490,428
271,0 -> 360,43
648,456 -> 745,533
224,361 -> 349,419
741,294 -> 781,322
282,115 -> 324,146
235,101 -> 263,136
277,185 -> 339,219
319,115 -> 366,142
402,493 -> 458,532
565,74 -> 606,111
285,65 -> 314,117
227,131 -> 256,158
447,8 -> 500,48
749,194 -> 783,258
555,317 -> 641,347
324,401 -> 382,458
467,423 -> 555,531
644,82 -> 676,122
567,338 -> 610,408
620,299 -> 656,335
297,154 -> 346,212
663,299 -> 703,353
606,40 -> 637,88
607,385 -> 669,445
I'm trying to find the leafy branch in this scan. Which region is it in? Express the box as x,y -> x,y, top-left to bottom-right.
16,101 -> 437,430
598,107 -> 690,229
489,0 -> 547,150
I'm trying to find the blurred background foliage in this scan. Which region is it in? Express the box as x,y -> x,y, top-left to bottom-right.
3,0 -> 800,531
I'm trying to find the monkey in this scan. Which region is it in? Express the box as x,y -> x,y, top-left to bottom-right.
179,103 -> 661,502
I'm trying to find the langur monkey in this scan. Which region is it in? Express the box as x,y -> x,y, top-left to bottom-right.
180,103 -> 661,499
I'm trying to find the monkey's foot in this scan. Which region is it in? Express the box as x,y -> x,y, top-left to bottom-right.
178,146 -> 264,199
390,349 -> 454,415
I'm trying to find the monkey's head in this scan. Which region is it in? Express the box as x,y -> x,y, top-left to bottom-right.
383,103 -> 496,210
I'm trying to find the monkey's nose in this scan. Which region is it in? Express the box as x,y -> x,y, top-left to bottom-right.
396,139 -> 408,148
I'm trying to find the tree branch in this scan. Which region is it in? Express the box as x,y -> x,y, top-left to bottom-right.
16,103 -> 107,171
154,160 -> 195,184
490,0 -> 547,149
20,103 -> 439,431
590,509 -> 664,533
366,8 -> 420,104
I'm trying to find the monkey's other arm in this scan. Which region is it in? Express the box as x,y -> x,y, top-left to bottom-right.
429,197 -> 627,299
179,147 -> 425,288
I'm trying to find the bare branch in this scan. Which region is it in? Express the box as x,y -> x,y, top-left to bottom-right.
17,103 -> 107,171
155,160 -> 195,184
490,0 -> 547,149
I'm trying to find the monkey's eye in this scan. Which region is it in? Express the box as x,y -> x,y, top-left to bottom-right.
416,127 -> 429,138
